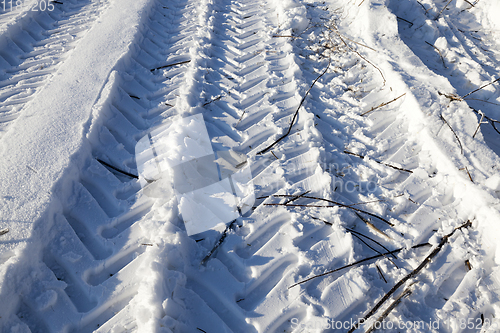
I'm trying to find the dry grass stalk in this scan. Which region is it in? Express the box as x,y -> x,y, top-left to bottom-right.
351,233 -> 398,268
396,16 -> 413,27
365,287 -> 413,333
347,199 -> 386,207
465,167 -> 474,182
347,227 -> 394,258
328,22 -> 386,86
440,114 -> 464,154
435,0 -> 454,20
375,264 -> 387,283
355,212 -> 391,240
97,158 -> 138,179
462,77 -> 500,99
283,190 -> 311,205
425,41 -> 447,68
347,220 -> 472,333
151,60 -> 191,72
360,93 -> 406,116
343,150 -> 412,173
265,194 -> 394,226
257,58 -> 331,155
201,220 -> 237,264
203,94 -> 223,106
288,242 -> 430,288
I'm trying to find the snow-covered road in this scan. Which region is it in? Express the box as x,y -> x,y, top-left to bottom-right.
1,0 -> 500,332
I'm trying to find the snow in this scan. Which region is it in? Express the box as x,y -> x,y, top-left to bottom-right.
1,0 -> 500,331
0,0 -> 153,328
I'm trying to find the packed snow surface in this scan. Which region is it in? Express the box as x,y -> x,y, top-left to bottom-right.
1,0 -> 500,332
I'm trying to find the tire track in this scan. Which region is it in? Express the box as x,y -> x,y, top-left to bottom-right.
388,0 -> 500,161
317,0 -> 500,330
7,0 -> 500,332
0,0 -> 106,139
13,0 -> 197,331
190,1 -> 494,331
131,0 -> 331,331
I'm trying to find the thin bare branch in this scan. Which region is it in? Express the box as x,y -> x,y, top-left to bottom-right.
361,93 -> 406,116
346,228 -> 397,260
440,114 -> 464,154
347,221 -> 472,333
258,58 -> 331,155
435,0 -> 453,20
329,24 -> 386,86
288,242 -> 430,288
284,190 -> 311,205
375,265 -> 387,283
343,150 -> 413,173
265,194 -> 394,227
462,77 -> 500,99
365,288 -> 413,333
425,41 -> 447,68
201,220 -> 237,264
151,60 -> 191,72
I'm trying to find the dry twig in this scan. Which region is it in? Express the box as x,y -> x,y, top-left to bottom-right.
435,0 -> 453,20
460,167 -> 474,182
257,58 -> 331,155
203,94 -> 223,106
346,228 -> 397,260
396,17 -> 413,27
440,114 -> 464,154
471,108 -> 500,136
283,190 -> 311,205
201,220 -> 238,264
473,111 -> 486,138
365,287 -> 413,333
329,23 -> 386,86
288,242 -> 430,288
462,77 -> 500,99
361,93 -> 406,116
375,265 -> 387,283
272,35 -> 298,38
347,220 -> 472,333
343,150 -> 412,173
97,158 -> 138,179
151,60 -> 191,72
265,194 -> 394,226
425,41 -> 447,68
